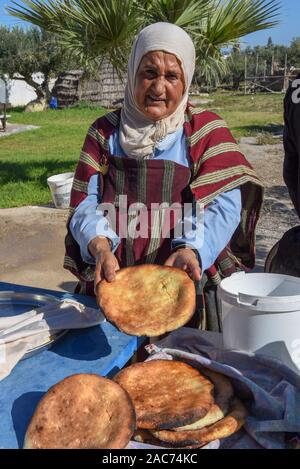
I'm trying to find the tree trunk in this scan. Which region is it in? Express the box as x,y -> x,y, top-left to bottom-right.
13,74 -> 50,111
13,74 -> 48,101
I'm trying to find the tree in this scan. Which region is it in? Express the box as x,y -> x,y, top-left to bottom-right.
6,0 -> 281,84
267,36 -> 274,48
0,26 -> 74,104
289,38 -> 300,69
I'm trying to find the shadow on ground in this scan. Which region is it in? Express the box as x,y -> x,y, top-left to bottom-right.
59,281 -> 78,293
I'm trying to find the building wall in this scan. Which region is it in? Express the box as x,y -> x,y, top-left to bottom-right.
0,74 -> 56,107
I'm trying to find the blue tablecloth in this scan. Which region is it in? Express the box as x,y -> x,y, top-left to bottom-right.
0,282 -> 143,449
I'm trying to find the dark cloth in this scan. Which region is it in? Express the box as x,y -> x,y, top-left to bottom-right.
283,74 -> 300,218
265,226 -> 300,276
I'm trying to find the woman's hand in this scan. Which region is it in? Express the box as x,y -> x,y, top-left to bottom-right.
88,237 -> 120,293
164,248 -> 201,281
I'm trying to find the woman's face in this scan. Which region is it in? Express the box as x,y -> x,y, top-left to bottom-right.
134,51 -> 185,121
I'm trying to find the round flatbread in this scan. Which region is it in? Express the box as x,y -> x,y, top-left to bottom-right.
134,429 -> 170,447
172,369 -> 234,431
151,398 -> 248,447
133,429 -> 207,449
24,374 -> 136,449
97,265 -> 196,336
114,360 -> 214,430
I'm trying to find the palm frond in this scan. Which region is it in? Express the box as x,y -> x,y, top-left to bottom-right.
7,0 -> 142,72
7,0 -> 282,82
201,0 -> 281,47
138,0 -> 210,28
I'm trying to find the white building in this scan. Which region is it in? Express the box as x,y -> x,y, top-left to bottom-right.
0,73 -> 56,107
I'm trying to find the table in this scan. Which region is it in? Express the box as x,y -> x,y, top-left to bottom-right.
0,282 -> 144,449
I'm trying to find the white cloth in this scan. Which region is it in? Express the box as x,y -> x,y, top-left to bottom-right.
0,300 -> 104,381
119,22 -> 195,159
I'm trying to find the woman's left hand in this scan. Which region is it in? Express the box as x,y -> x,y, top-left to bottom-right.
164,248 -> 202,281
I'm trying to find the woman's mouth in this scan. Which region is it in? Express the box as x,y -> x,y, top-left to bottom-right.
147,96 -> 166,103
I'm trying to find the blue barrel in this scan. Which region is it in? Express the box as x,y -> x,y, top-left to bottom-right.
49,97 -> 58,109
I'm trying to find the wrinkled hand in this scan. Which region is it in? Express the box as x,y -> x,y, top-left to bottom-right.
164,248 -> 201,282
88,237 -> 120,294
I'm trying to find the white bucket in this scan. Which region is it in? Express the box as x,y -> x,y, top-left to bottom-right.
219,272 -> 300,372
47,172 -> 74,209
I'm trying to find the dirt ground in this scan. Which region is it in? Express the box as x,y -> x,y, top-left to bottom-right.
239,137 -> 299,270
0,206 -> 77,292
0,138 -> 298,293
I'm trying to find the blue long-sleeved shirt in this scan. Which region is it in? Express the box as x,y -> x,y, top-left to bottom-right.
69,127 -> 242,271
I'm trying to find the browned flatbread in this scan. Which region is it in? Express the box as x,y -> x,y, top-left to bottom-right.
172,369 -> 234,431
97,265 -> 196,336
134,429 -> 170,447
151,398 -> 248,447
133,429 -> 206,449
114,360 -> 214,430
24,374 -> 136,449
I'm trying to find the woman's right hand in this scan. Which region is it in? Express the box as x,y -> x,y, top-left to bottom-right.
88,237 -> 120,294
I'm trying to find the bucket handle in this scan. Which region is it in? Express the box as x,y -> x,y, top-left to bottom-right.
237,293 -> 258,307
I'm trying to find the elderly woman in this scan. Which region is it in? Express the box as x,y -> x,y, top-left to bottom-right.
64,22 -> 263,332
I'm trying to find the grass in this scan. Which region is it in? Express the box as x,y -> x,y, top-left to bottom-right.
0,92 -> 285,208
0,106 -> 106,208
203,92 -> 284,140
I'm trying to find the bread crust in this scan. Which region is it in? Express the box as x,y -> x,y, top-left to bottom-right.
172,369 -> 234,431
97,265 -> 196,336
151,398 -> 248,447
115,360 -> 214,430
24,374 -> 136,449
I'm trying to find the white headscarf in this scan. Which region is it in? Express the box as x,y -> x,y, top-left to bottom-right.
119,22 -> 196,159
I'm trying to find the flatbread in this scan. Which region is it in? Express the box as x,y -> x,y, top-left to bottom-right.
172,369 -> 234,431
24,374 -> 136,449
114,360 -> 214,430
133,429 -> 170,447
97,265 -> 196,336
133,429 -> 207,449
151,398 -> 247,447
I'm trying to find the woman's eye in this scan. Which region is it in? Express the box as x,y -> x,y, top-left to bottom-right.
144,70 -> 156,78
167,74 -> 178,81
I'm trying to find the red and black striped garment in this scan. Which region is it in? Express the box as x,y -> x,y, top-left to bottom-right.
64,105 -> 264,296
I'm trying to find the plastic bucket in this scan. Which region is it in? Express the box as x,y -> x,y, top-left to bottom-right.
47,172 -> 74,209
219,272 -> 300,372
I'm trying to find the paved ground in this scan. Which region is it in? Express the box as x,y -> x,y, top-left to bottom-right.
0,123 -> 40,138
0,138 -> 298,293
0,206 -> 77,292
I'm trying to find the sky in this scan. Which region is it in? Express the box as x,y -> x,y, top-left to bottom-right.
0,0 -> 299,47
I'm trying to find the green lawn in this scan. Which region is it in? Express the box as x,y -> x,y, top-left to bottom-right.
0,93 -> 284,208
0,106 -> 106,208
204,92 -> 284,139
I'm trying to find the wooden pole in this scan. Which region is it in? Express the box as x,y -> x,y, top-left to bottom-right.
255,54 -> 259,77
283,53 -> 288,92
244,55 -> 247,95
4,80 -> 9,131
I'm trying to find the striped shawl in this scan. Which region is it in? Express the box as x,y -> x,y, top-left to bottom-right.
64,105 -> 264,292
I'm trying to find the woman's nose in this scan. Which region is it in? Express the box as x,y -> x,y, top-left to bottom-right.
152,76 -> 165,95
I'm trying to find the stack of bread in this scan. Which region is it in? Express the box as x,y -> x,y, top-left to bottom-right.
24,361 -> 247,449
115,360 -> 248,448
